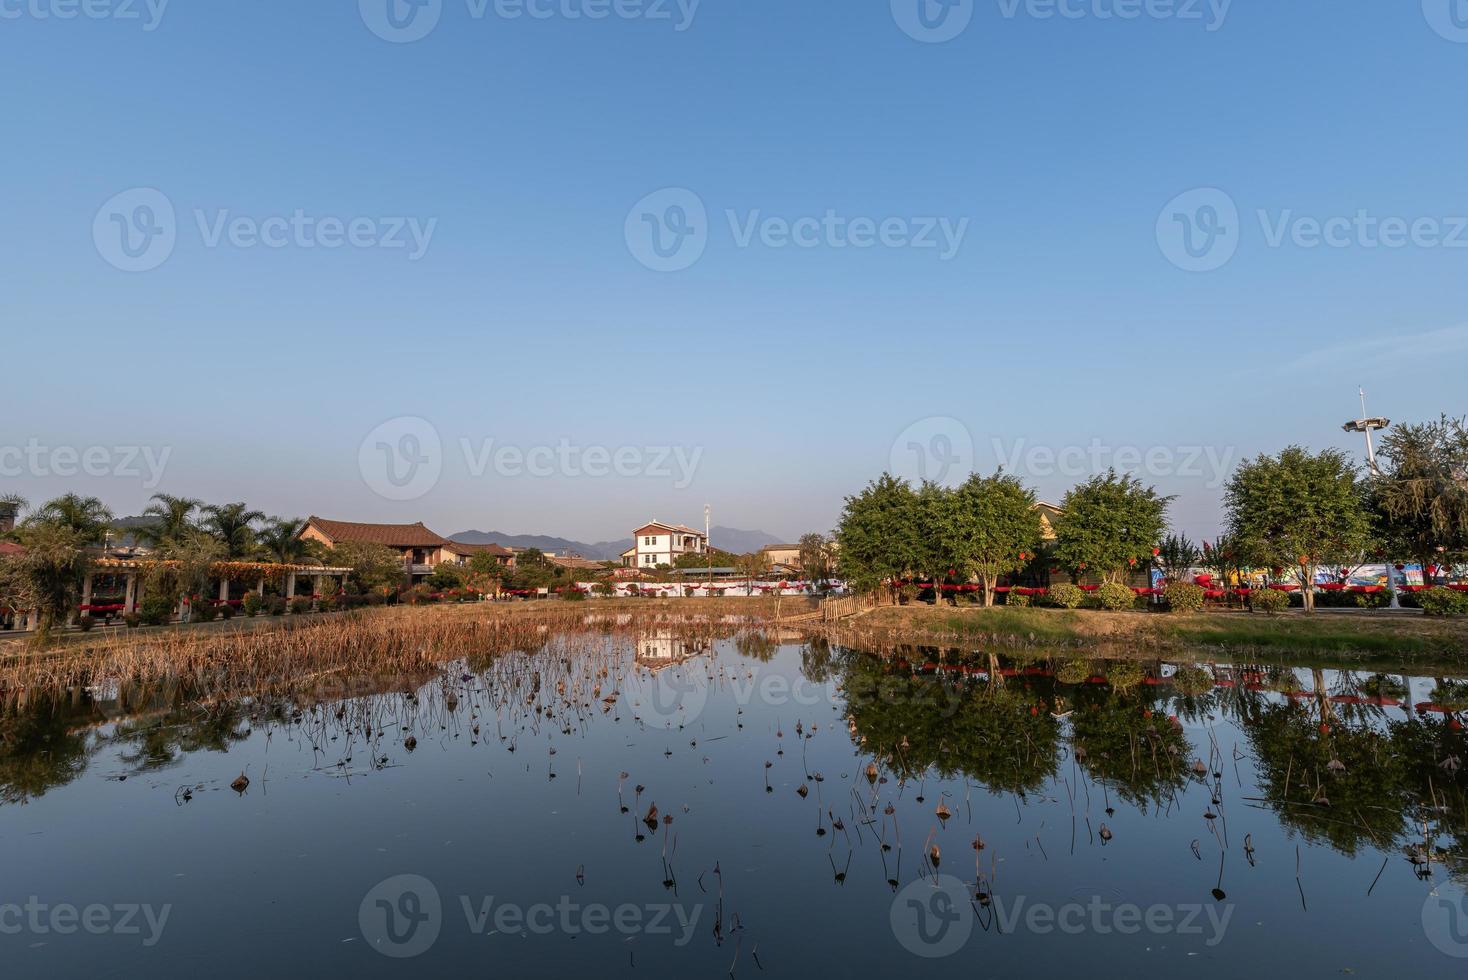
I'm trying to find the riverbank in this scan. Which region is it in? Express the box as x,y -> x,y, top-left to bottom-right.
811,603 -> 1468,662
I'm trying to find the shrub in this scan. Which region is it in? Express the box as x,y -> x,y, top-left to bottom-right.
1005,592 -> 1031,607
123,612 -> 142,628
267,596 -> 288,616
1057,657 -> 1091,685
1105,660 -> 1145,690
1249,588 -> 1291,615
1097,582 -> 1136,611
1047,584 -> 1086,609
76,615 -> 96,632
561,588 -> 586,602
318,595 -> 338,613
1418,588 -> 1468,617
219,602 -> 236,619
193,603 -> 219,623
139,596 -> 174,626
1164,582 -> 1205,613
289,597 -> 313,615
242,592 -> 264,616
593,582 -> 615,598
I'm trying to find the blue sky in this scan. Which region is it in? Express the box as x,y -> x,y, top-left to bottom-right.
2,1 -> 1465,543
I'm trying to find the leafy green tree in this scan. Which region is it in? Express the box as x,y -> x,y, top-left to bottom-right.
1053,471 -> 1170,584
1224,447 -> 1372,611
1370,415 -> 1468,572
939,472 -> 1043,606
199,502 -> 265,558
30,493 -> 113,544
255,517 -> 314,565
835,473 -> 922,594
1155,533 -> 1200,585
0,522 -> 91,644
797,533 -> 833,586
674,547 -> 742,570
330,541 -> 407,595
912,480 -> 955,596
135,493 -> 202,548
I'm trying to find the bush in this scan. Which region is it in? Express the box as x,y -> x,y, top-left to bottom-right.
1105,660 -> 1145,690
242,592 -> 264,616
318,595 -> 338,613
139,596 -> 174,626
123,612 -> 142,628
76,615 -> 96,632
192,603 -> 219,623
1005,592 -> 1031,607
1097,582 -> 1136,611
561,588 -> 586,602
1418,588 -> 1468,617
1057,657 -> 1091,685
267,596 -> 288,616
593,582 -> 615,597
1164,582 -> 1205,613
1249,588 -> 1291,615
1047,584 -> 1086,609
289,597 -> 313,615
219,603 -> 235,620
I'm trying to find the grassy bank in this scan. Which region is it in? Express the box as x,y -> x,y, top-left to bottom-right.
820,604 -> 1468,662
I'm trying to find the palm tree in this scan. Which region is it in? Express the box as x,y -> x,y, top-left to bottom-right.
136,493 -> 202,548
199,502 -> 265,558
29,494 -> 113,544
256,517 -> 314,565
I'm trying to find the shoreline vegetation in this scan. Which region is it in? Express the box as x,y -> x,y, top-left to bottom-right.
1,595 -> 1464,707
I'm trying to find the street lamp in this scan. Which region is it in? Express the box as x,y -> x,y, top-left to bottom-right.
1342,387 -> 1390,475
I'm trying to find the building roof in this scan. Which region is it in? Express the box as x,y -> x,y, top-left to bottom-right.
636,520 -> 705,536
549,555 -> 609,571
445,540 -> 514,557
304,516 -> 448,548
760,543 -> 800,552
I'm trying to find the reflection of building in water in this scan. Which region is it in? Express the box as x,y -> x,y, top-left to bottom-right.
635,632 -> 710,669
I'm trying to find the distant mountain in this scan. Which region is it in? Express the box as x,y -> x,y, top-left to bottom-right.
449,526 -> 788,561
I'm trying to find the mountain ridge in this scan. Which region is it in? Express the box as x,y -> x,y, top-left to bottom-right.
448,526 -> 790,561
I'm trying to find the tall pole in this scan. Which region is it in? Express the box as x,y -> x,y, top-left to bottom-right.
1359,388 -> 1378,472
705,504 -> 712,588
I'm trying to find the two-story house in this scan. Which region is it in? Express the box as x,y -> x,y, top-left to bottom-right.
622,520 -> 707,570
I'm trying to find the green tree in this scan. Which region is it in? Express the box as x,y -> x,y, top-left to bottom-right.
0,522 -> 91,645
1370,415 -> 1468,573
330,541 -> 407,595
940,472 -> 1043,606
1155,532 -> 1200,585
1053,471 -> 1170,584
199,502 -> 265,558
797,533 -> 833,586
30,493 -> 113,544
255,517 -> 314,565
1224,447 -> 1372,612
835,473 -> 922,594
136,493 -> 202,548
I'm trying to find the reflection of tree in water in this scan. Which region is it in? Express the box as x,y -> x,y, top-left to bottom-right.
111,701 -> 253,773
841,653 -> 1060,797
734,631 -> 780,663
1068,678 -> 1192,814
0,697 -> 97,805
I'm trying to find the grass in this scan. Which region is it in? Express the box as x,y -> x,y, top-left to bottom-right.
821,602 -> 1468,662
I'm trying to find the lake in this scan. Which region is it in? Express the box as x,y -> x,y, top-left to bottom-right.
2,627 -> 1465,976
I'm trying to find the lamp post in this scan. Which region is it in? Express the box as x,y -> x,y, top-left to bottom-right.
1343,389 -> 1398,608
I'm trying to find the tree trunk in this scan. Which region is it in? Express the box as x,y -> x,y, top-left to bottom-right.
1301,562 -> 1315,612
984,575 -> 997,607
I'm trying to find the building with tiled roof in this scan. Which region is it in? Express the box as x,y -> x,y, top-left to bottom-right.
444,540 -> 517,569
299,516 -> 450,581
625,520 -> 708,569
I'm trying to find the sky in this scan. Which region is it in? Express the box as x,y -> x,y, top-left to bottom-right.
2,1 -> 1465,544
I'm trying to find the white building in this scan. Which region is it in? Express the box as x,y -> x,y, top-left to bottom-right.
623,520 -> 708,569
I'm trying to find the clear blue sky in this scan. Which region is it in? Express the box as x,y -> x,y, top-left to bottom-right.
2,2 -> 1465,543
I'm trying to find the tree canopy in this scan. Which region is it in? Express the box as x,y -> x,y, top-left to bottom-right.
938,472 -> 1043,605
1053,470 -> 1170,584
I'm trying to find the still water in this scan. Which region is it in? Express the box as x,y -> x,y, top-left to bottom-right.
2,629 -> 1466,977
